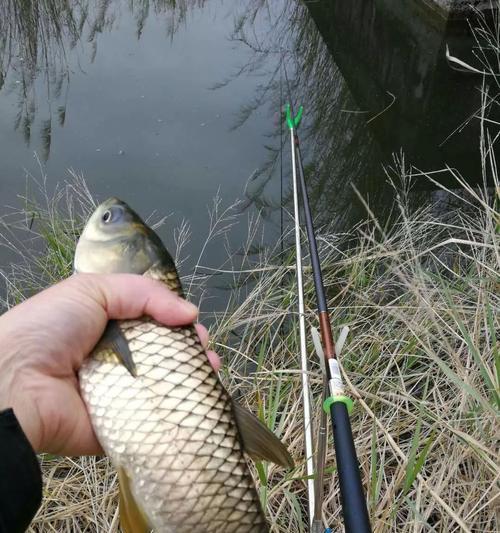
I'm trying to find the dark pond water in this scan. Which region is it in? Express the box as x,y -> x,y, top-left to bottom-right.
0,0 -> 493,303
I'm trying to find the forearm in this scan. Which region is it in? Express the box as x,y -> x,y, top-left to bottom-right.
0,409 -> 42,533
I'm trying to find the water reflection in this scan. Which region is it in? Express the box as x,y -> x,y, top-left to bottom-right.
0,0 -> 205,160
304,0 -> 489,179
227,0 -> 496,228
219,1 -> 389,227
1,0 -> 282,304
0,0 -> 495,235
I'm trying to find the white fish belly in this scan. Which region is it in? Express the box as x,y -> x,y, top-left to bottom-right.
79,319 -> 267,533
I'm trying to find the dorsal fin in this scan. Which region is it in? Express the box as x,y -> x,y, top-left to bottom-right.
232,401 -> 294,468
96,320 -> 137,377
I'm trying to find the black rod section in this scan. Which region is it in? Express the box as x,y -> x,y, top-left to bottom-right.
331,402 -> 371,533
293,137 -> 328,314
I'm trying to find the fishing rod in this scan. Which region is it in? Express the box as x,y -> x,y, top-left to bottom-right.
285,101 -> 372,533
289,103 -> 317,524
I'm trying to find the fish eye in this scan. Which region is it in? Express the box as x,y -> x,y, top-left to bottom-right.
101,205 -> 124,225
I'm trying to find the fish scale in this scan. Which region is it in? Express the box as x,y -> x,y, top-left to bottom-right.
80,318 -> 268,532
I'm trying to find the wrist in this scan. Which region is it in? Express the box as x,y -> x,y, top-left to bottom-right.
0,349 -> 41,452
0,346 -> 16,412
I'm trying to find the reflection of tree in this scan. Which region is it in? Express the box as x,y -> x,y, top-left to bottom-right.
222,0 -> 387,231
0,0 -> 206,160
226,1 -> 497,230
0,1 -> 77,156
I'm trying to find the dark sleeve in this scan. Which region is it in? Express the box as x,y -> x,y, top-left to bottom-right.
0,409 -> 42,533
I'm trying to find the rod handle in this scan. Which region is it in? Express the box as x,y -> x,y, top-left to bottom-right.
330,401 -> 372,533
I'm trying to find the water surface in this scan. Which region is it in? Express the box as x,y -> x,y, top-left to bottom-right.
0,0 -> 490,301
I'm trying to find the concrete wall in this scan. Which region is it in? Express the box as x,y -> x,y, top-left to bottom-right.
427,0 -> 493,15
304,0 -> 486,185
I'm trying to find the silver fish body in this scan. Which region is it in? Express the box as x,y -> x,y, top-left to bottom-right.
80,318 -> 267,532
74,198 -> 289,532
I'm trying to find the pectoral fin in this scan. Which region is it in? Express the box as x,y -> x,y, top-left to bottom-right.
232,401 -> 294,468
96,320 -> 137,377
118,467 -> 151,533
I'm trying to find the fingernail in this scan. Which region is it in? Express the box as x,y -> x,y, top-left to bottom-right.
179,299 -> 198,315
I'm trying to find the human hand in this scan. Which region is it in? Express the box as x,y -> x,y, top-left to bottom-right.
0,273 -> 220,456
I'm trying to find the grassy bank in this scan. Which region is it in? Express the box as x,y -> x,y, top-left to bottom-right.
215,177 -> 499,532
0,162 -> 497,531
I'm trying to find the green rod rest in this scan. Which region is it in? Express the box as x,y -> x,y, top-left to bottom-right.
285,103 -> 303,130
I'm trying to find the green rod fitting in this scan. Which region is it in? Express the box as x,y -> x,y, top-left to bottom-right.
323,395 -> 354,415
285,103 -> 303,130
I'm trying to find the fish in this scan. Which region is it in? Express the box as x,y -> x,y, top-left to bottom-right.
74,198 -> 293,533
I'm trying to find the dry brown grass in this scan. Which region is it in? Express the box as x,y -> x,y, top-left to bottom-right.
213,170 -> 499,532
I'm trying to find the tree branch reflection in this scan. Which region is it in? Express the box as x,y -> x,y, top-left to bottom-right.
0,0 -> 206,160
